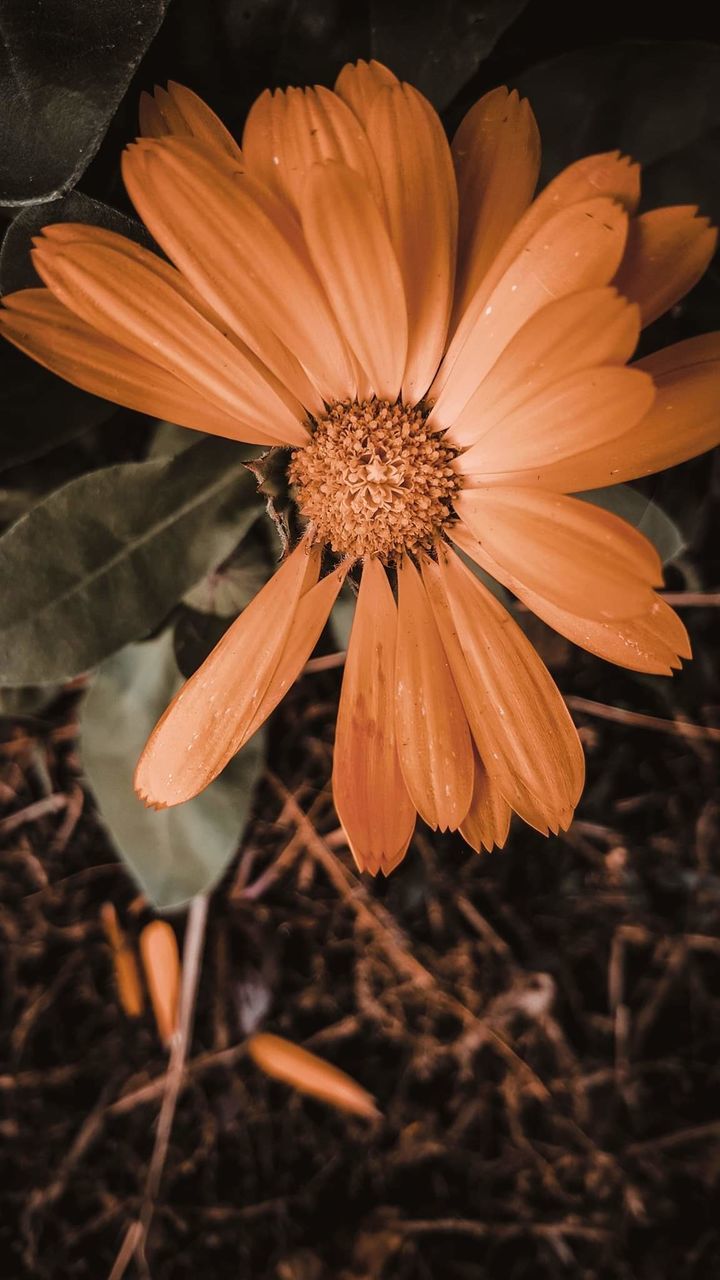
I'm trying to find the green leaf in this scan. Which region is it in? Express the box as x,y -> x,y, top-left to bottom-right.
579,485 -> 685,564
81,630 -> 265,910
0,436 -> 261,685
182,536 -> 270,617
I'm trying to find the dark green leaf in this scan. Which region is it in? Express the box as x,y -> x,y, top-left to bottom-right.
0,436 -> 260,685
0,192 -> 154,294
0,339 -> 116,473
517,41 -> 720,222
81,630 -> 265,909
0,0 -> 169,205
371,0 -> 530,108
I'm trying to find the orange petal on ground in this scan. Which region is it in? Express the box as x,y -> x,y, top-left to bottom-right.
334,58 -> 399,126
448,288 -> 639,449
430,196 -> 629,429
135,541 -> 320,809
451,87 -> 540,328
454,487 -> 661,622
0,289 -> 281,444
459,753 -> 511,854
509,335 -> 720,492
31,232 -> 308,446
140,82 -> 243,161
242,85 -> 384,213
421,550 -> 584,833
395,556 -> 474,831
454,529 -> 691,675
614,206 -> 717,327
332,559 -> 416,877
365,83 -> 457,403
248,1033 -> 380,1118
139,921 -> 180,1047
456,366 -> 654,480
122,137 -> 354,406
242,562 -> 349,743
301,161 -> 408,403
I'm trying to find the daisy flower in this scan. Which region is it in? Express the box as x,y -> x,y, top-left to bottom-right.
1,61 -> 719,874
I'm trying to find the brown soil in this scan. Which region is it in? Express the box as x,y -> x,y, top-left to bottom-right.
2,564 -> 720,1279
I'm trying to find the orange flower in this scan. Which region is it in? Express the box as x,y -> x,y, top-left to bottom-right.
2,64 -> 719,873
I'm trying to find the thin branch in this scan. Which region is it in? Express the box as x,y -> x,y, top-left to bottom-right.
564,695 -> 720,744
108,894 -> 209,1280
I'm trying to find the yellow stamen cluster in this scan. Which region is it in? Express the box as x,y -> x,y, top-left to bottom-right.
289,399 -> 461,561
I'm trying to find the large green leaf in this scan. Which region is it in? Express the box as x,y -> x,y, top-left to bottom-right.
578,485 -> 685,565
81,630 -> 265,910
0,436 -> 260,685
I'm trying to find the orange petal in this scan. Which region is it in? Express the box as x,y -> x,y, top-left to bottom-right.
456,366 -> 654,480
614,206 -> 717,327
140,82 -> 243,161
448,287 -> 639,449
514,334 -> 720,491
365,83 -> 457,402
301,161 -> 408,402
122,137 -> 354,406
452,87 -> 540,328
31,231 -> 308,445
0,288 -> 280,444
242,85 -> 384,213
242,562 -> 349,742
135,540 -> 320,808
421,550 -> 584,833
100,903 -> 145,1019
452,490 -> 662,623
459,754 -> 511,853
435,150 -> 640,402
248,1033 -> 380,1118
139,920 -> 180,1048
332,559 -> 416,876
430,196 -> 629,429
455,531 -> 691,675
334,58 -> 399,126
395,556 -> 474,831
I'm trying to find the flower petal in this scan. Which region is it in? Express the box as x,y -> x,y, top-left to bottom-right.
301,161 -> 408,402
459,753 -> 511,853
365,83 -> 457,403
452,490 -> 662,623
242,85 -> 384,213
614,206 -> 717,327
122,137 -> 355,406
0,288 -> 280,444
452,87 -> 540,327
512,334 -> 720,491
447,287 -> 639,449
135,540 -> 320,809
434,150 -> 639,404
242,562 -> 348,742
395,556 -> 474,831
455,531 -> 690,675
139,82 -> 243,161
334,59 -> 399,126
430,197 -> 629,428
332,559 -> 416,876
456,366 -> 654,480
421,549 -> 584,832
31,230 -> 308,445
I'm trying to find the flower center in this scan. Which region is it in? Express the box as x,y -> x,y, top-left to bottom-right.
289,399 -> 461,561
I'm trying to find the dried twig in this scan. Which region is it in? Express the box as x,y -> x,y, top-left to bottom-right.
565,695 -> 720,744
